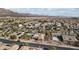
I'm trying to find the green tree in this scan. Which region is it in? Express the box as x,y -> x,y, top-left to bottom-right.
10,35 -> 17,40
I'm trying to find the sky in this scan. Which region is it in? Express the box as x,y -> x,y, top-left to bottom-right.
9,8 -> 79,17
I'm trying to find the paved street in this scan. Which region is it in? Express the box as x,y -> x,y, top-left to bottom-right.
0,38 -> 79,50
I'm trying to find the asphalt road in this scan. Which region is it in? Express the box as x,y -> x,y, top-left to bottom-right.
0,38 -> 79,50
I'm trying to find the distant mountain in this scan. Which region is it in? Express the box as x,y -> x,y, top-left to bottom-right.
0,8 -> 78,19
0,8 -> 19,17
0,8 -> 48,17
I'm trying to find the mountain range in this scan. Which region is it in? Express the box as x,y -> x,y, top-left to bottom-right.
0,8 -> 48,17
0,8 -> 78,18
